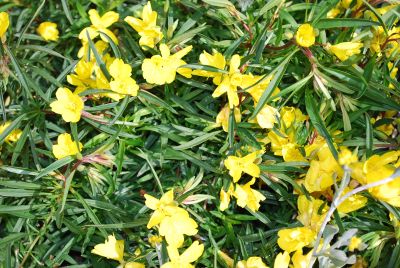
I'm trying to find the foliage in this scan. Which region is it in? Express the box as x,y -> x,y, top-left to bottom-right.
0,0 -> 399,267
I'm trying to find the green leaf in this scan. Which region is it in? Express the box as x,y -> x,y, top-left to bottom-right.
34,156 -> 75,180
314,18 -> 379,29
86,30 -> 112,81
173,131 -> 221,150
181,64 -> 228,74
250,49 -> 298,118
305,90 -> 338,160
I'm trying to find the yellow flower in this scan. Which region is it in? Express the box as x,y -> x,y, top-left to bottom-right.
238,256 -> 269,268
337,187 -> 367,214
78,40 -> 108,60
52,133 -> 83,159
291,250 -> 312,268
281,143 -> 305,162
219,183 -> 235,211
108,58 -> 139,100
277,227 -> 315,253
37,22 -> 59,41
216,105 -> 241,132
327,42 -> 363,61
370,26 -> 385,54
67,59 -> 96,94
125,262 -> 145,268
235,178 -> 266,212
256,105 -> 279,129
338,147 -> 358,166
327,8 -> 341,18
267,130 -> 295,157
305,160 -> 335,192
357,151 -> 400,207
0,12 -> 9,38
212,54 -> 243,108
273,251 -> 290,268
50,87 -> 84,123
124,1 -> 163,48
148,235 -> 163,247
297,195 -> 328,233
192,50 -> 226,84
144,189 -> 187,228
79,9 -> 119,44
280,106 -> 307,128
295,24 -> 316,48
348,236 -> 362,251
92,234 -> 124,263
388,62 -> 398,89
159,210 -> 198,248
0,121 -> 22,143
224,151 -> 261,182
142,44 -> 192,85
304,145 -> 342,193
243,74 -> 280,103
161,241 -> 204,268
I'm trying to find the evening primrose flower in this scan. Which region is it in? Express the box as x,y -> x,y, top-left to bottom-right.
295,24 -> 316,48
144,189 -> 187,228
0,121 -> 22,143
0,122 -> 20,143
277,227 -> 315,253
212,54 -> 243,108
235,178 -> 266,212
327,42 -> 363,61
50,87 -> 84,123
337,187 -> 368,214
108,58 -> 139,100
224,151 -> 261,182
52,133 -> 83,159
353,151 -> 400,207
280,106 -> 307,128
78,40 -> 108,60
159,211 -> 198,248
148,235 -> 162,247
216,105 -> 241,132
304,145 -> 342,193
91,234 -> 124,263
219,183 -> 235,211
281,143 -> 305,162
161,241 -> 204,268
238,257 -> 269,268
297,195 -> 328,232
256,105 -> 279,129
327,7 -> 341,18
0,12 -> 9,38
37,22 -> 59,41
338,147 -> 358,166
291,250 -> 312,268
192,50 -> 226,84
348,236 -> 362,251
124,1 -> 163,48
67,59 -> 96,94
142,44 -> 192,85
79,9 -> 119,44
125,262 -> 145,268
218,252 -> 269,268
273,251 -> 290,268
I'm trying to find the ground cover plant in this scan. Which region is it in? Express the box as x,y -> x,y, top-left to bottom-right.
0,0 -> 400,267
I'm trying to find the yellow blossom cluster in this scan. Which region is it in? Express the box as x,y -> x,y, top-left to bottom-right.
144,189 -> 204,267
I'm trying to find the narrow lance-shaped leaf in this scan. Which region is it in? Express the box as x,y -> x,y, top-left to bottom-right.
250,48 -> 298,118
305,90 -> 338,160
